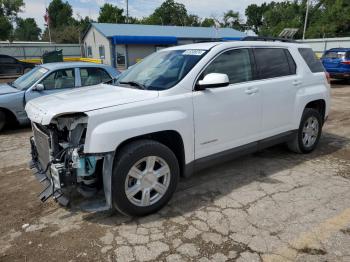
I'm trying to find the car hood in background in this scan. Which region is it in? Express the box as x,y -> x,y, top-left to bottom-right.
0,83 -> 20,95
25,84 -> 159,125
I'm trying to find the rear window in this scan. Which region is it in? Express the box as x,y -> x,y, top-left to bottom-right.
299,48 -> 324,73
323,51 -> 346,59
253,48 -> 295,79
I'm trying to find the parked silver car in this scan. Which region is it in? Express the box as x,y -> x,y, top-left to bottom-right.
0,62 -> 120,131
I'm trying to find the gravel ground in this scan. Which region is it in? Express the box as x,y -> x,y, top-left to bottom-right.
0,81 -> 350,262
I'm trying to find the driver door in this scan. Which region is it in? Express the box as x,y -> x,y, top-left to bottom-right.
193,48 -> 262,159
25,68 -> 78,103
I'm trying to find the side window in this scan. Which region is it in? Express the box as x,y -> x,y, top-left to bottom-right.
41,69 -> 75,90
202,49 -> 253,84
298,48 -> 324,73
99,45 -> 105,58
87,46 -> 92,57
254,48 -> 292,79
80,67 -> 112,86
1,57 -> 16,64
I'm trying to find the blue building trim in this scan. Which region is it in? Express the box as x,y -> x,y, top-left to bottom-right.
112,35 -> 178,45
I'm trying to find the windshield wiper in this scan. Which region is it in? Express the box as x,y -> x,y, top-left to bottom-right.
119,81 -> 146,90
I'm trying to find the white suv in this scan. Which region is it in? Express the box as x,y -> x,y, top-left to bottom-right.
26,40 -> 330,216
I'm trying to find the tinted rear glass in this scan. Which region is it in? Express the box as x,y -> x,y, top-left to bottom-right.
299,48 -> 324,73
254,48 -> 293,79
323,51 -> 346,59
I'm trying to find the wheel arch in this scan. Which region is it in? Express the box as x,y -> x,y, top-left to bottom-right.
114,130 -> 186,177
304,99 -> 326,122
0,107 -> 18,126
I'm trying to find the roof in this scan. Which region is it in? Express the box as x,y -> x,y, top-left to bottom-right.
165,41 -> 309,51
88,23 -> 246,40
40,62 -> 111,70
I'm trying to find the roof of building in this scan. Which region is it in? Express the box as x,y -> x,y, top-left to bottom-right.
87,23 -> 246,40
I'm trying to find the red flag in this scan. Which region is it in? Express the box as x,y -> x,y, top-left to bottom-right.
44,8 -> 50,25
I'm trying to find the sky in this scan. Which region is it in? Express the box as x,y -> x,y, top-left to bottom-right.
20,0 -> 284,29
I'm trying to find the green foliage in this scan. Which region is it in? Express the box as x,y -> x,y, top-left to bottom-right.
48,0 -> 74,28
144,0 -> 188,26
98,3 -> 125,23
246,0 -> 350,39
222,10 -> 244,31
0,0 -> 24,40
201,18 -> 216,27
14,17 -> 41,41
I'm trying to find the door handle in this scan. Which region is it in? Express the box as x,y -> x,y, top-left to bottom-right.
245,87 -> 259,95
293,80 -> 302,86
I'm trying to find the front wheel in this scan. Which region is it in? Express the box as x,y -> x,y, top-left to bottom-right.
287,108 -> 323,154
0,110 -> 6,132
112,139 -> 180,216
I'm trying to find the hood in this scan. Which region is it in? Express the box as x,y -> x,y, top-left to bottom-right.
0,83 -> 20,95
25,84 -> 159,125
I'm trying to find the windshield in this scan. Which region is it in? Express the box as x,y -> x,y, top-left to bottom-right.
11,66 -> 48,90
116,49 -> 207,90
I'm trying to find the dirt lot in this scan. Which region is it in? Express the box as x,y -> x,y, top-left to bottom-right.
0,81 -> 350,262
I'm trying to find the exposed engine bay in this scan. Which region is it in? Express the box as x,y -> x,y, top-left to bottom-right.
29,114 -> 113,209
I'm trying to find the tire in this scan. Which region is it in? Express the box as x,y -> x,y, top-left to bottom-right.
112,139 -> 180,216
287,108 -> 323,154
23,68 -> 32,74
0,110 -> 6,132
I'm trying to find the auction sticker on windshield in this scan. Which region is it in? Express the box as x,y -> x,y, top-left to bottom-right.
183,50 -> 206,56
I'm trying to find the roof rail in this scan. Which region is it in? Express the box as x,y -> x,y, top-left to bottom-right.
242,36 -> 297,43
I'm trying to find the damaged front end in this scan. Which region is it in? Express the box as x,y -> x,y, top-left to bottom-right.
29,113 -> 113,209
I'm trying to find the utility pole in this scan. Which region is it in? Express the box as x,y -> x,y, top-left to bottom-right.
126,0 -> 129,23
302,0 -> 310,40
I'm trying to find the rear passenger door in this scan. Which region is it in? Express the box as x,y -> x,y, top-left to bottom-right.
252,48 -> 301,137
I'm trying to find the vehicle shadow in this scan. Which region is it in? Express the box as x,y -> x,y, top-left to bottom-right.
331,79 -> 350,87
81,131 -> 350,225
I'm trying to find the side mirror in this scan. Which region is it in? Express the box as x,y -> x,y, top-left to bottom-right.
32,83 -> 44,91
196,73 -> 229,90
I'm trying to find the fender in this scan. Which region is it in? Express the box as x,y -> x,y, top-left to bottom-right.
84,109 -> 194,164
293,82 -> 330,128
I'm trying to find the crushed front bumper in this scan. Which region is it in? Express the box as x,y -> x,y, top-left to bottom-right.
29,136 -> 70,206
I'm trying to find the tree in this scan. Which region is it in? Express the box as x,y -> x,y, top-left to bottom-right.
144,0 -> 188,26
48,0 -> 74,28
222,10 -> 244,31
98,3 -> 125,23
0,0 -> 24,40
245,3 -> 269,34
201,18 -> 216,27
14,17 -> 41,40
186,14 -> 200,27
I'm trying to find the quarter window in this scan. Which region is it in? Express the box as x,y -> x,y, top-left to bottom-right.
202,49 -> 253,84
299,48 -> 324,73
41,69 -> 75,90
80,67 -> 111,86
254,48 -> 293,79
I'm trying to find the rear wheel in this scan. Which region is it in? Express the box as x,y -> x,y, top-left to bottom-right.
112,139 -> 180,216
287,108 -> 322,153
0,110 -> 6,132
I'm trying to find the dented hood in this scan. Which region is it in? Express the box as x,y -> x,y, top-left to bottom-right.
25,84 -> 159,125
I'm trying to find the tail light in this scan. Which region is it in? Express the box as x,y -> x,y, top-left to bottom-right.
341,61 -> 350,65
325,72 -> 331,84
